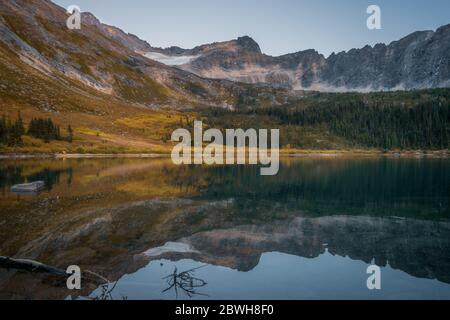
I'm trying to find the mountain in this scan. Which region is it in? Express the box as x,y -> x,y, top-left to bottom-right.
0,0 -> 289,110
81,12 -> 153,53
144,27 -> 450,91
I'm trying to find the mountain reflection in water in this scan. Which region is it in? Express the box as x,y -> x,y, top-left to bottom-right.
0,157 -> 449,300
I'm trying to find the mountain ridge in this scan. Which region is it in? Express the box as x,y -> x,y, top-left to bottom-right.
66,5 -> 450,92
0,0 -> 291,111
144,25 -> 450,92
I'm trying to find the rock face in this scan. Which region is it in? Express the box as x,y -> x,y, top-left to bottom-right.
321,27 -> 450,91
146,26 -> 450,91
81,12 -> 153,53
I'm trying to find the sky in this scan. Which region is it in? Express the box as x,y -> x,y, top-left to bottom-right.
52,0 -> 450,57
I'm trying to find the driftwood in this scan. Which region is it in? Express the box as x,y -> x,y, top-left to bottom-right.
0,256 -> 126,299
0,256 -> 108,285
0,256 -> 66,276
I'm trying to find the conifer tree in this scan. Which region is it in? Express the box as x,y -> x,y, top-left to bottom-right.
0,115 -> 7,144
67,125 -> 73,143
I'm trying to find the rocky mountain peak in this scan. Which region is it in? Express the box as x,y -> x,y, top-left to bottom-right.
81,12 -> 101,26
169,25 -> 450,91
81,12 -> 152,52
235,36 -> 261,54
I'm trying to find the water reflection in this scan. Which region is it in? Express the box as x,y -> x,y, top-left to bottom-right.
0,157 -> 449,299
162,265 -> 208,299
89,253 -> 450,300
0,164 -> 73,193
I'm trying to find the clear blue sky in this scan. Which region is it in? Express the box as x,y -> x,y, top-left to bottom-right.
52,0 -> 450,57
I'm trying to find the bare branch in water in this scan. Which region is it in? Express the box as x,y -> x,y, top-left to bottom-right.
162,265 -> 208,298
90,279 -> 120,300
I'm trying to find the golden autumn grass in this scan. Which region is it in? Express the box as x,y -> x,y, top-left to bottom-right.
0,98 -> 199,155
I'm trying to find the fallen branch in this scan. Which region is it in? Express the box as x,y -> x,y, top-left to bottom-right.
0,256 -> 66,276
0,256 -> 108,285
0,256 -> 126,299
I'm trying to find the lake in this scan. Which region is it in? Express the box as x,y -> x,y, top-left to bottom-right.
0,157 -> 449,300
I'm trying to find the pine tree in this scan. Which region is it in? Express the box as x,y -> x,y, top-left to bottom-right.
16,111 -> 25,136
8,117 -> 23,146
67,125 -> 73,143
0,115 -> 7,145
27,117 -> 63,142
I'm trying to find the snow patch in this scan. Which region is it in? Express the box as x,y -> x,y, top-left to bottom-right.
143,52 -> 200,66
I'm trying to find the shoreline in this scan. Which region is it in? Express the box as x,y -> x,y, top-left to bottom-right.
0,153 -> 171,160
0,150 -> 449,160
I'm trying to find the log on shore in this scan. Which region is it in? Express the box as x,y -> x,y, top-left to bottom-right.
0,256 -> 108,285
0,256 -> 66,276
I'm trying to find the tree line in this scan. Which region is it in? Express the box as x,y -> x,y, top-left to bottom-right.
203,89 -> 450,150
254,100 -> 449,149
0,113 -> 73,146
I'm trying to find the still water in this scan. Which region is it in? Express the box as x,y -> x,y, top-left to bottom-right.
0,157 -> 449,300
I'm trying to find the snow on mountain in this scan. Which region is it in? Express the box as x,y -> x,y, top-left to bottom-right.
143,52 -> 201,66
